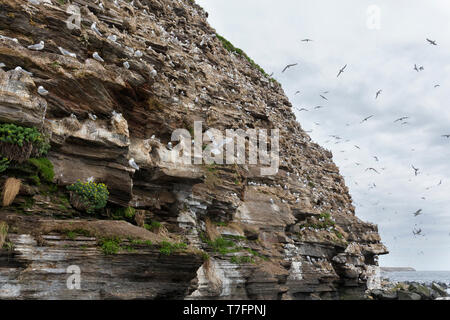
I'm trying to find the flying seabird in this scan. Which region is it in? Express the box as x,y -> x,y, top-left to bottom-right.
434,84 -> 440,88
314,106 -> 324,110
442,134 -> 450,138
297,108 -> 308,112
282,63 -> 298,73
414,64 -> 419,72
394,116 -> 409,123
413,209 -> 423,217
294,91 -> 301,95
37,86 -> 48,96
337,64 -> 347,77
354,145 -> 360,149
365,168 -> 380,174
411,165 -> 419,176
426,38 -> 437,45
27,41 -> 44,51
373,156 -> 379,162
361,115 -> 374,123
301,39 -> 313,42
93,52 -> 104,62
375,90 -> 382,99
319,94 -> 328,101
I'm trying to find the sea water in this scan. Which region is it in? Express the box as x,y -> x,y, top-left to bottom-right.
381,270 -> 450,287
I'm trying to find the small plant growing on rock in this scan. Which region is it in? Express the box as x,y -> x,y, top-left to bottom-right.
0,222 -> 8,248
67,180 -> 109,214
144,221 -> 161,232
99,237 -> 121,255
159,241 -> 187,255
206,237 -> 238,255
0,158 -> 10,173
27,158 -> 54,183
0,123 -> 50,162
111,206 -> 136,221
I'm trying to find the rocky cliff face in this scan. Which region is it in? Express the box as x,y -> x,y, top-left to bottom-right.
0,0 -> 387,300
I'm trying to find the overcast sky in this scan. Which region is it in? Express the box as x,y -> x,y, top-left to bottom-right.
197,0 -> 450,271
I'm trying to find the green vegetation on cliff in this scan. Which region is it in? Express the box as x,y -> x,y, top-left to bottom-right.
216,33 -> 277,83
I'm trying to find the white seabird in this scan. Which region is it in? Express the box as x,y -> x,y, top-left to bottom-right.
88,113 -> 97,121
58,46 -> 76,58
150,69 -> 157,77
91,22 -> 103,37
107,35 -> 117,42
14,66 -> 33,76
134,50 -> 143,58
37,86 -> 48,96
128,158 -> 140,170
0,63 -> 5,68
27,41 -> 44,51
125,46 -> 135,56
93,52 -> 104,62
123,61 -> 130,69
0,35 -> 18,43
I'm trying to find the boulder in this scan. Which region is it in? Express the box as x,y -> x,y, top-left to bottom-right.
397,290 -> 422,300
431,283 -> 448,297
371,289 -> 398,300
408,283 -> 433,300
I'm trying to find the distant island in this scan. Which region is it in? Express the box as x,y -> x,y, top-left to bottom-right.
381,267 -> 416,272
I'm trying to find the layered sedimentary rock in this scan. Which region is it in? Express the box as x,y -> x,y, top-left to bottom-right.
0,0 -> 387,300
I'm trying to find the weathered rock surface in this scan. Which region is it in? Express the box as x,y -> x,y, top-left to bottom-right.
368,280 -> 449,301
0,0 -> 387,299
